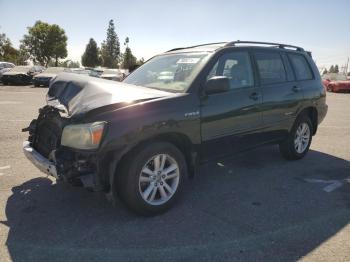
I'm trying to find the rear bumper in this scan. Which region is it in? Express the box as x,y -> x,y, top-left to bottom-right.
22,141 -> 59,178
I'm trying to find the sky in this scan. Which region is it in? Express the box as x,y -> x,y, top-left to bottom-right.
0,0 -> 349,70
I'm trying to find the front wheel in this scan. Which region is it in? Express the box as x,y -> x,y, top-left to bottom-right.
279,115 -> 313,160
116,142 -> 187,216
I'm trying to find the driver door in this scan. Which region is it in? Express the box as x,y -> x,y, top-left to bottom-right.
200,50 -> 263,161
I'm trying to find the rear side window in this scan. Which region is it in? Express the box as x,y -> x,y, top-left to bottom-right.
255,52 -> 286,84
288,54 -> 313,80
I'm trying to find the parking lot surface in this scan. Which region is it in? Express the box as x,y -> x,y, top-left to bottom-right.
0,85 -> 349,262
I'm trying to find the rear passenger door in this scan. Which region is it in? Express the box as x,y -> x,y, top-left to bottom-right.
253,51 -> 302,140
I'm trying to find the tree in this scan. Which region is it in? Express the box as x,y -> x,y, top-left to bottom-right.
136,57 -> 145,66
82,38 -> 101,67
334,65 -> 339,73
323,68 -> 328,75
20,21 -> 67,66
0,32 -> 28,64
101,19 -> 120,68
122,47 -> 137,70
49,24 -> 68,66
121,37 -> 137,70
329,65 -> 334,73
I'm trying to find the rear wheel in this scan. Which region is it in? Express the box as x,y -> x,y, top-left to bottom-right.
327,85 -> 333,92
279,115 -> 313,160
116,142 -> 187,216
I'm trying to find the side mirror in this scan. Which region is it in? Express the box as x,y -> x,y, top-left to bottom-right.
205,76 -> 230,95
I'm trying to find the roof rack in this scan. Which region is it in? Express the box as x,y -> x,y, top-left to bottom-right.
166,42 -> 227,52
225,41 -> 304,51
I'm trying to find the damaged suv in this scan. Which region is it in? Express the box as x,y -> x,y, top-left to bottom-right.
23,41 -> 327,215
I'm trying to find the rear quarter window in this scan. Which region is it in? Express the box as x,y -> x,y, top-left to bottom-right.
255,52 -> 287,85
288,54 -> 313,80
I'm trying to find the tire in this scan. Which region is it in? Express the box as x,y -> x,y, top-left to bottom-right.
279,114 -> 313,160
116,141 -> 187,216
327,86 -> 332,92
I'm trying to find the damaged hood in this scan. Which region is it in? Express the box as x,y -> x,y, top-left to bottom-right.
47,72 -> 173,117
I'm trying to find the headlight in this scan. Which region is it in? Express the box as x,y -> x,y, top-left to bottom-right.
61,122 -> 106,150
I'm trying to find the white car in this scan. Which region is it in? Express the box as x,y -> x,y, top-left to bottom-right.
33,67 -> 68,87
0,62 -> 15,82
100,69 -> 125,81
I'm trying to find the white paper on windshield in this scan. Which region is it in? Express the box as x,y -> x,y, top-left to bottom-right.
176,58 -> 201,64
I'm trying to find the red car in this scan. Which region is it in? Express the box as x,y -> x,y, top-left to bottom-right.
322,73 -> 350,93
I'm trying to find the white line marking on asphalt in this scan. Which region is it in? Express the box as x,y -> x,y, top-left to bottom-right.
0,165 -> 10,170
323,181 -> 343,192
304,178 -> 348,192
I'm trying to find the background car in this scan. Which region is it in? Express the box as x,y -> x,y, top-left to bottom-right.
69,68 -> 91,76
2,65 -> 44,85
89,68 -> 105,78
33,67 -> 67,87
0,62 -> 15,83
100,68 -> 125,81
322,73 -> 350,92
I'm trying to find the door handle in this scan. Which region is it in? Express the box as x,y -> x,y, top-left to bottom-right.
292,86 -> 301,92
249,92 -> 259,101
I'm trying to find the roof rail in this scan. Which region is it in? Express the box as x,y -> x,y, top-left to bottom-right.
225,41 -> 304,51
166,42 -> 227,52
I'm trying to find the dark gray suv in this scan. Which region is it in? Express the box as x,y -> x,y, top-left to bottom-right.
23,41 -> 328,215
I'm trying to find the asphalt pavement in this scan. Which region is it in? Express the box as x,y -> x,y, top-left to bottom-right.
0,84 -> 349,262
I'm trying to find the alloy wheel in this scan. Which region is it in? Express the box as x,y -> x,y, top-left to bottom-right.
138,154 -> 180,205
294,123 -> 310,154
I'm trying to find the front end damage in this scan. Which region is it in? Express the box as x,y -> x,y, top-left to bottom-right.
22,106 -> 105,191
22,73 -> 172,193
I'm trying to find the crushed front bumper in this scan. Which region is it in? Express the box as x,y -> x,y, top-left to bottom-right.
22,141 -> 59,179
22,140 -> 105,190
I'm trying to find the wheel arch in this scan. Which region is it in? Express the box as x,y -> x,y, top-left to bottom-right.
298,106 -> 318,135
106,132 -> 198,191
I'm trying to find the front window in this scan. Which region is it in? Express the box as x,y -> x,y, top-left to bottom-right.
206,51 -> 254,89
124,52 -> 210,92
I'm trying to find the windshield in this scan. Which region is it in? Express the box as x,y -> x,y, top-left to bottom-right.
124,52 -> 210,92
44,67 -> 66,73
10,66 -> 31,73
